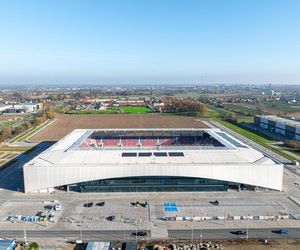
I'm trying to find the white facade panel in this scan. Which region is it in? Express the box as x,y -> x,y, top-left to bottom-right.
24,162 -> 283,193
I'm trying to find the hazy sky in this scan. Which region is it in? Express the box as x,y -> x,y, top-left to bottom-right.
0,0 -> 300,85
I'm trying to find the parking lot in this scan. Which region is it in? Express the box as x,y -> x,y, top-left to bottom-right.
0,140 -> 299,235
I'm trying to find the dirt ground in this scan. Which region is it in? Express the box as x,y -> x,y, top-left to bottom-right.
141,240 -> 300,250
288,112 -> 300,119
224,239 -> 300,250
30,114 -> 207,142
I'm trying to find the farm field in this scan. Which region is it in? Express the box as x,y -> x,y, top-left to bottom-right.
207,105 -> 253,122
224,102 -> 300,115
223,103 -> 258,116
30,114 -> 208,141
67,106 -> 150,114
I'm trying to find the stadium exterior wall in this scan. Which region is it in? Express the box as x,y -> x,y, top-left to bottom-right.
24,162 -> 283,193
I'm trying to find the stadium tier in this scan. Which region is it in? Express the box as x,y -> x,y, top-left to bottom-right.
78,131 -> 224,149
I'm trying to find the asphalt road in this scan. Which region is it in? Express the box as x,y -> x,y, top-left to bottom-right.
0,228 -> 299,241
168,228 -> 300,240
0,230 -> 151,241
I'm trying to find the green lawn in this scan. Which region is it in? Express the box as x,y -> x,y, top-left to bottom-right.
119,106 -> 150,113
67,106 -> 151,114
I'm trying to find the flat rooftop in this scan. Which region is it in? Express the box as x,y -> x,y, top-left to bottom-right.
257,115 -> 300,128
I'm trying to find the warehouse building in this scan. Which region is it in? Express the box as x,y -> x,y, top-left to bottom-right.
254,115 -> 300,140
23,128 -> 283,193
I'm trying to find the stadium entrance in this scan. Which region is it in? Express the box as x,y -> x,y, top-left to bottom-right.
67,176 -> 228,192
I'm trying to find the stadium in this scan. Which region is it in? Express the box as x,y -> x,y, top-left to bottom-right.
23,128 -> 283,193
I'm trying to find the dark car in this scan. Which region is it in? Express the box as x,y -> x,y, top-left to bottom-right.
272,229 -> 288,235
106,215 -> 115,221
96,201 -> 105,207
235,230 -> 246,235
83,202 -> 93,208
132,231 -> 147,236
209,200 -> 219,206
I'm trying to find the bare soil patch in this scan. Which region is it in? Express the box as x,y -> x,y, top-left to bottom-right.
31,114 -> 207,142
288,112 -> 300,119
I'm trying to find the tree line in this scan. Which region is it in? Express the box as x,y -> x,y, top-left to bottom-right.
162,98 -> 208,116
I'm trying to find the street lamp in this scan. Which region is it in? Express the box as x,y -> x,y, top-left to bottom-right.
191,217 -> 194,242
23,221 -> 27,246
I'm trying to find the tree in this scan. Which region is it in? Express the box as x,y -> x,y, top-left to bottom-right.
198,103 -> 208,116
34,117 -> 44,126
223,113 -> 237,123
2,127 -> 12,140
45,110 -> 55,119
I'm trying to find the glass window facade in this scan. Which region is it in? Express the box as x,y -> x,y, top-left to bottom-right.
68,176 -> 228,192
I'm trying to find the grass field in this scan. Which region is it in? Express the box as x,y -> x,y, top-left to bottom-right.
207,105 -> 252,122
67,106 -> 150,114
223,103 -> 258,116
228,102 -> 300,115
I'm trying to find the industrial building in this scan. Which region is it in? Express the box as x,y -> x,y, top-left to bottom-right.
23,128 -> 283,193
254,115 -> 300,140
0,102 -> 43,113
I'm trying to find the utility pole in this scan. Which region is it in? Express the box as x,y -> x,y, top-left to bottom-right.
23,222 -> 27,245
191,217 -> 194,242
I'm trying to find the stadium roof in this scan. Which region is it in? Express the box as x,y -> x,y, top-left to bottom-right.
27,128 -> 275,166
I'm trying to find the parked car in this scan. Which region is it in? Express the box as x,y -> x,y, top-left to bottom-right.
209,200 -> 219,206
235,230 -> 246,235
83,202 -> 93,208
106,215 -> 115,221
96,201 -> 105,207
272,229 -> 289,235
132,231 -> 147,236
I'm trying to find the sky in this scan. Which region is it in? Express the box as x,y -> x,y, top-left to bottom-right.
0,0 -> 300,85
